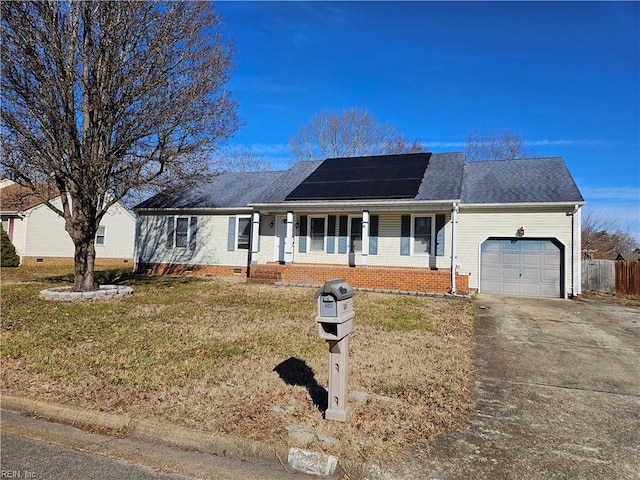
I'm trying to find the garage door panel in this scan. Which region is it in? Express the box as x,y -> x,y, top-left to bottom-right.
481,239 -> 561,298
522,283 -> 542,296
522,269 -> 541,281
502,253 -> 521,265
502,283 -> 521,295
482,267 -> 501,280
522,254 -> 542,266
502,268 -> 521,280
483,252 -> 500,264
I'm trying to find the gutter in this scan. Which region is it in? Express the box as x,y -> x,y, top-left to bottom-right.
460,201 -> 586,209
249,199 -> 461,212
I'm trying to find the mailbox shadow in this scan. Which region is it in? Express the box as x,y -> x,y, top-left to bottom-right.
274,357 -> 328,413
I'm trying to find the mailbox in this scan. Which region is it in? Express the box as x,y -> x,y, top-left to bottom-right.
315,278 -> 354,341
315,278 -> 354,422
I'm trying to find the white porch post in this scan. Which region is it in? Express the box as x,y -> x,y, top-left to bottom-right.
451,203 -> 459,294
284,210 -> 294,265
250,211 -> 260,264
361,209 -> 369,267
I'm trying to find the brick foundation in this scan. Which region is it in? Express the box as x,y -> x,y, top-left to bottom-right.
250,263 -> 468,294
138,263 -> 248,278
22,256 -> 133,266
139,262 -> 468,294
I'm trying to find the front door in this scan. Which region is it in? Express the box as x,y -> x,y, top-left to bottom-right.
274,215 -> 291,263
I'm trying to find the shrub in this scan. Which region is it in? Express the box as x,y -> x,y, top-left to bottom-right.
1,225 -> 20,267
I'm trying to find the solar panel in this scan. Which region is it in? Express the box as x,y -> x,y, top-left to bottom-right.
285,153 -> 431,200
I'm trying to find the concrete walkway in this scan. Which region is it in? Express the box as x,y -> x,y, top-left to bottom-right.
411,295 -> 640,479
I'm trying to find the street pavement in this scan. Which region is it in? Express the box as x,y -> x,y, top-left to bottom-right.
0,408 -> 318,480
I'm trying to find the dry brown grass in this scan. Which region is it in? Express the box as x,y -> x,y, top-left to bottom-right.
581,290 -> 640,306
1,265 -> 476,468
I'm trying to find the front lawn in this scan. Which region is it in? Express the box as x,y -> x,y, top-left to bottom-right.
1,265 -> 475,469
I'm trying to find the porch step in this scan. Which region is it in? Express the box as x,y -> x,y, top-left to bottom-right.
247,270 -> 282,285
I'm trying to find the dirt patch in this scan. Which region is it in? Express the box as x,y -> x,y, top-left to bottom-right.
581,290 -> 640,307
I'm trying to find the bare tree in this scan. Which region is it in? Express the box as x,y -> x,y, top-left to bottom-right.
466,129 -> 536,161
1,1 -> 238,291
582,210 -> 639,259
289,107 -> 424,162
215,146 -> 273,173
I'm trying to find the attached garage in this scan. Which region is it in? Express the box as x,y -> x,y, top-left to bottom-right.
481,239 -> 563,298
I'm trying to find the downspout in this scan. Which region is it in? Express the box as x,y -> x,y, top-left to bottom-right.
567,204 -> 579,298
450,203 -> 458,294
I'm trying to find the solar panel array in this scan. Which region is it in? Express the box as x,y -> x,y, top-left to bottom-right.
285,153 -> 432,200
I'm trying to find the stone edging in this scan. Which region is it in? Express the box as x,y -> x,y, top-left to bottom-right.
40,285 -> 133,301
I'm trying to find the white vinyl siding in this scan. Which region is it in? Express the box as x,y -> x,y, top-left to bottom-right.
137,214 -> 248,267
23,198 -> 134,259
455,207 -> 573,293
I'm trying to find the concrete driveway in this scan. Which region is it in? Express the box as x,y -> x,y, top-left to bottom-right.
414,295 -> 640,479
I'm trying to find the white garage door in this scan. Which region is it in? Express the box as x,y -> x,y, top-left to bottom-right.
481,239 -> 561,298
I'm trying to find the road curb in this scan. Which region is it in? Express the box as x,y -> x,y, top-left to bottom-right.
1,394 -> 345,478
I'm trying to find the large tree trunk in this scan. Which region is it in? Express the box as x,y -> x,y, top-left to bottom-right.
73,237 -> 97,292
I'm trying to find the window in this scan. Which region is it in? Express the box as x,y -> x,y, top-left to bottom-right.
349,217 -> 362,253
167,216 -> 197,250
95,226 -> 106,246
175,218 -> 189,247
237,217 -> 251,250
309,216 -> 326,252
412,215 -> 433,255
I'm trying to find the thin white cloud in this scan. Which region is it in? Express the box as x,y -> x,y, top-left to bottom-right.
525,139 -> 605,147
426,138 -> 605,149
426,141 -> 467,148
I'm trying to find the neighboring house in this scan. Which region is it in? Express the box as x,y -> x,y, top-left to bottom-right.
0,179 -> 136,265
616,252 -> 640,262
134,152 -> 585,298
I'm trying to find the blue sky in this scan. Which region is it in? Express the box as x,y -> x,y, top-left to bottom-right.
215,1 -> 640,241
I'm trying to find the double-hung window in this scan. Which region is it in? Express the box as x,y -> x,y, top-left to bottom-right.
167,216 -> 197,250
412,215 -> 434,255
236,216 -> 251,250
95,226 -> 106,246
309,216 -> 326,252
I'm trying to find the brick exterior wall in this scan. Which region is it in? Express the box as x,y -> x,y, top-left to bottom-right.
139,262 -> 469,294
250,263 -> 469,294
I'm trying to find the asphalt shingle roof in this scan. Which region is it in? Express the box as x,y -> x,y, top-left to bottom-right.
135,171 -> 285,209
461,157 -> 584,204
134,154 -> 584,210
416,152 -> 465,201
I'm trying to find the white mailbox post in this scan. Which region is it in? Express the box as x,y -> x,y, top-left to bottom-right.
315,278 -> 354,422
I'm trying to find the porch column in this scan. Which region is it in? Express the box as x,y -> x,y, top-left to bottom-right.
451,203 -> 459,294
284,210 -> 294,265
250,211 -> 260,264
361,209 -> 369,267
